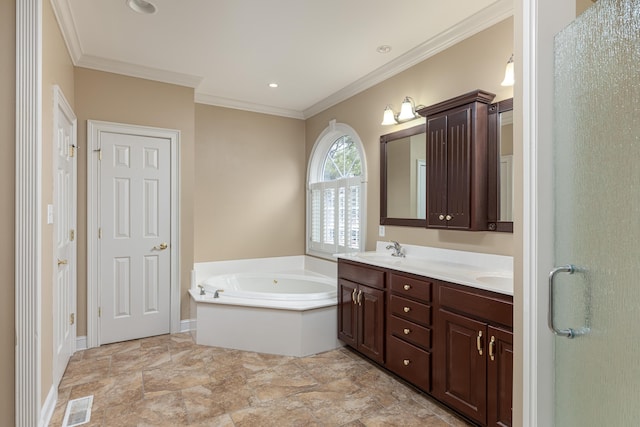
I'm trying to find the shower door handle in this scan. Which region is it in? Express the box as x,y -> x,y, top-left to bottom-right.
548,264 -> 589,338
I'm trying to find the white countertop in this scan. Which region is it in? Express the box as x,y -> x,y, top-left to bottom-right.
336,242 -> 513,296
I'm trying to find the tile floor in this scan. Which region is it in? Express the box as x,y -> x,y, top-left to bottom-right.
49,333 -> 473,427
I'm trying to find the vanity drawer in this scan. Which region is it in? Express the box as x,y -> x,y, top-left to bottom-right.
386,335 -> 431,392
389,273 -> 432,302
389,295 -> 431,326
388,315 -> 431,350
439,282 -> 513,328
338,260 -> 385,289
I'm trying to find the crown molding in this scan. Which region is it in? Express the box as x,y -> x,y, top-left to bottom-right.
195,93 -> 305,120
77,54 -> 203,88
50,0 -> 83,64
303,0 -> 514,119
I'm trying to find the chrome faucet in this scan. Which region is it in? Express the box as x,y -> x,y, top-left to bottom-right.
385,241 -> 405,257
197,284 -> 206,295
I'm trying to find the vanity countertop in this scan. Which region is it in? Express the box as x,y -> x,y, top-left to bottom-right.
336,243 -> 513,296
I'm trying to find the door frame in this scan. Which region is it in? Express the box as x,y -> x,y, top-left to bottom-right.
519,1 -> 575,426
52,85 -> 77,385
86,120 -> 181,348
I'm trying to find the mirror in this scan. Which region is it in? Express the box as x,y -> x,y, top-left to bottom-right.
380,124 -> 427,226
487,98 -> 514,232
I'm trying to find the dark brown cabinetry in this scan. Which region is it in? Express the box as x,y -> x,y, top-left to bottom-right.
337,261 -> 386,364
418,90 -> 495,230
385,272 -> 433,391
434,282 -> 513,426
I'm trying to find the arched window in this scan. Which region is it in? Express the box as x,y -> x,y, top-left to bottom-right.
307,121 -> 366,257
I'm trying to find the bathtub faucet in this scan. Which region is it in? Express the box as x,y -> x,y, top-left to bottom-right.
386,241 -> 405,257
197,284 -> 206,295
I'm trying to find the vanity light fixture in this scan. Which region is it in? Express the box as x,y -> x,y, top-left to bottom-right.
501,54 -> 515,86
381,96 -> 423,125
126,0 -> 157,14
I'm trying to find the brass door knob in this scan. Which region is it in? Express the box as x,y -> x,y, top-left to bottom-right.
403,328 -> 411,335
403,284 -> 411,290
153,242 -> 168,250
403,359 -> 411,366
445,214 -> 452,221
438,214 -> 445,220
57,259 -> 68,266
403,307 -> 411,313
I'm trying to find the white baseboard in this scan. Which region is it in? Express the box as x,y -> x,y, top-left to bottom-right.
76,335 -> 88,351
39,385 -> 57,427
180,319 -> 195,333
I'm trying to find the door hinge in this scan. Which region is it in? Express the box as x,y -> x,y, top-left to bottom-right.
70,313 -> 75,325
98,227 -> 102,239
70,229 -> 75,241
98,307 -> 101,317
94,148 -> 102,160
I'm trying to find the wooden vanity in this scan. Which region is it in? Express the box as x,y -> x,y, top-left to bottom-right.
338,257 -> 513,427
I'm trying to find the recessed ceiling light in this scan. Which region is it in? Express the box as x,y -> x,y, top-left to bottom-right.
126,0 -> 157,14
376,45 -> 392,54
269,83 -> 279,88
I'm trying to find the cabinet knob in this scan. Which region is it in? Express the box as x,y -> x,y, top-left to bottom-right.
438,214 -> 445,220
403,284 -> 411,291
403,359 -> 411,366
445,214 -> 452,221
403,307 -> 411,313
403,328 -> 411,335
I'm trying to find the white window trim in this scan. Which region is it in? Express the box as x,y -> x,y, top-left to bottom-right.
306,120 -> 367,259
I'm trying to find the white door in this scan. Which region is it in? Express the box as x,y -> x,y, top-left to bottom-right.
99,131 -> 172,344
550,0 -> 640,424
53,86 -> 77,385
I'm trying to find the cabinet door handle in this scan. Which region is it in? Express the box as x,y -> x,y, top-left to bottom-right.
403,284 -> 411,291
403,328 -> 411,335
357,290 -> 362,306
445,214 -> 452,221
403,306 -> 411,313
477,331 -> 484,356
351,288 -> 357,304
489,336 -> 496,361
403,359 -> 411,366
438,214 -> 445,220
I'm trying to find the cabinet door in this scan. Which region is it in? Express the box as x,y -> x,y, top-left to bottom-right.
445,107 -> 471,229
358,284 -> 385,364
487,326 -> 513,427
427,115 -> 448,228
436,309 -> 487,425
337,279 -> 357,348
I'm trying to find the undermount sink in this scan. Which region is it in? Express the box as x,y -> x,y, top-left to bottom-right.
475,275 -> 513,289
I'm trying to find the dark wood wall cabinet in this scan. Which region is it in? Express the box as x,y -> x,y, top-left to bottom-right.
338,259 -> 513,427
417,90 -> 495,230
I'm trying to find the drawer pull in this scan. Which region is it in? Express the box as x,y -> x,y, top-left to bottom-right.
403,306 -> 411,313
403,328 -> 411,335
477,331 -> 484,356
351,288 -> 357,304
357,290 -> 363,306
403,284 -> 411,291
403,359 -> 411,366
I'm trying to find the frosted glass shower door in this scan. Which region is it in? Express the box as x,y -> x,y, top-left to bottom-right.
552,0 -> 640,425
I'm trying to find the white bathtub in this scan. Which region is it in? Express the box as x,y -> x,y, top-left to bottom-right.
189,257 -> 342,357
202,272 -> 337,301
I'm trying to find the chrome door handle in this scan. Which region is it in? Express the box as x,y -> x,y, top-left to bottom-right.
548,264 -> 589,338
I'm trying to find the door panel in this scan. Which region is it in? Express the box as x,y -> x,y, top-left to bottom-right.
427,115 -> 448,228
446,108 -> 471,229
487,326 -> 512,427
358,284 -> 384,363
552,0 -> 640,424
338,279 -> 357,346
100,132 -> 171,344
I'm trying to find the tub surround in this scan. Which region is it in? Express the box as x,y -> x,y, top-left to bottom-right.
190,256 -> 341,357
336,241 -> 513,295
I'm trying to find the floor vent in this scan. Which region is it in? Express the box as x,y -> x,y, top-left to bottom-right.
62,395 -> 93,427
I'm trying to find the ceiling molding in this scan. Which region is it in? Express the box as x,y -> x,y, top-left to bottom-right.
77,54 -> 204,88
303,0 -> 514,119
50,0 -> 83,64
195,93 -> 305,120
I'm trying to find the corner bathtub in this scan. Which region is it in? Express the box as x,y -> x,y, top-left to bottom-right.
189,270 -> 342,357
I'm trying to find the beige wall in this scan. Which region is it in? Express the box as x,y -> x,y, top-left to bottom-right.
0,1 -> 15,424
194,104 -> 306,261
41,0 -> 76,403
74,68 -> 196,331
306,17 -> 515,256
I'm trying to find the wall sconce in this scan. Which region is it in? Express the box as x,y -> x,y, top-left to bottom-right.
501,54 -> 514,86
381,96 -> 423,125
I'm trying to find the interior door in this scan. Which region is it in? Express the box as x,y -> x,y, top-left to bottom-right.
53,86 -> 77,385
99,131 -> 171,344
551,0 -> 640,424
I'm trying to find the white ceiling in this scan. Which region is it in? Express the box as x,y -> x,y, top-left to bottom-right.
51,0 -> 513,119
